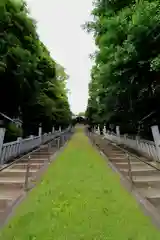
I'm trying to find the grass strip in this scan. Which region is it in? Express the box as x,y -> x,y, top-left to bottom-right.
1,129 -> 160,239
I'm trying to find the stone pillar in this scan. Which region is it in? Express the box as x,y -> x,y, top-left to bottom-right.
38,126 -> 42,144
124,134 -> 128,144
103,126 -> 106,135
0,128 -> 6,165
38,127 -> 42,136
136,136 -> 140,150
151,125 -> 160,162
17,137 -> 22,155
116,126 -> 120,144
98,125 -> 100,135
59,126 -> 61,132
116,126 -> 120,137
52,126 -> 55,133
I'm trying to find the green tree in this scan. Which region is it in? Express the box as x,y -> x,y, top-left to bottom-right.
85,0 -> 160,139
0,0 -> 71,137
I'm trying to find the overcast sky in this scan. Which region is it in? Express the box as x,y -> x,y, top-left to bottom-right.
26,0 -> 95,114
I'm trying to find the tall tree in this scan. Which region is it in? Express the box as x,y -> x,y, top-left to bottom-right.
85,0 -> 160,139
0,0 -> 71,137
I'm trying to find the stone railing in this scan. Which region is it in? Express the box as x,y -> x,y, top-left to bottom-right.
95,129 -> 159,162
0,127 -> 71,165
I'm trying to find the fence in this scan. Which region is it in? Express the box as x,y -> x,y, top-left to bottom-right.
0,127 -> 71,165
95,129 -> 159,162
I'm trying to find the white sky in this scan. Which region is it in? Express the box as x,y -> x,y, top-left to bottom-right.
26,0 -> 95,114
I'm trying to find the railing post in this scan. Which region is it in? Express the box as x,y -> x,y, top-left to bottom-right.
48,142 -> 51,163
64,134 -> 66,143
151,125 -> 160,163
24,155 -> 31,191
58,137 -> 60,148
116,126 -> 120,144
103,126 -> 106,135
38,126 -> 42,136
127,153 -> 133,185
59,126 -> 61,132
116,126 -> 120,136
124,134 -> 128,145
17,137 -> 22,155
98,125 -> 100,135
136,136 -> 140,150
61,135 -> 63,146
0,127 -> 5,165
52,126 -> 55,133
39,126 -> 42,144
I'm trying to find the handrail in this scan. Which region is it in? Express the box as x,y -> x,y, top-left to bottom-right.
0,129 -> 72,173
0,144 -> 42,173
90,131 -> 160,187
126,153 -> 133,184
107,137 -> 160,172
0,128 -> 71,165
103,131 -> 159,162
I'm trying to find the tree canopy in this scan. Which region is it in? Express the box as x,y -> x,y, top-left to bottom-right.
85,0 -> 160,139
0,0 -> 71,137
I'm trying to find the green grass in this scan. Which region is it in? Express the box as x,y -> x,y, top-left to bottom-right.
1,129 -> 160,239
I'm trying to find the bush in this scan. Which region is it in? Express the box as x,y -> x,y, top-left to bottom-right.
4,123 -> 23,143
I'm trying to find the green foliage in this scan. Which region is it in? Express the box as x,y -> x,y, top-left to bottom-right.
78,112 -> 85,117
0,0 -> 71,137
85,0 -> 160,138
4,123 -> 23,143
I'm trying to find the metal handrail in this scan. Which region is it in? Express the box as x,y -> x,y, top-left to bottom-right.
24,155 -> 31,191
0,130 -> 71,172
90,132 -> 160,187
126,153 -> 133,184
105,137 -> 160,172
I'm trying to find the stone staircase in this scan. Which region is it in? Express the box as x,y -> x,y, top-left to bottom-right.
91,134 -> 160,214
0,142 -> 58,223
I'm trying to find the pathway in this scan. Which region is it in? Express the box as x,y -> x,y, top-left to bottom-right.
0,128 -> 160,239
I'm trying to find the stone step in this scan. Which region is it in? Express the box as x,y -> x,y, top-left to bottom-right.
0,142 -> 59,221
109,152 -> 123,155
0,177 -> 26,190
109,156 -> 142,163
22,159 -> 47,164
121,167 -> 159,176
109,157 -> 126,160
31,153 -> 49,157
0,165 -> 8,170
0,190 -> 22,217
0,169 -> 37,177
108,154 -> 125,158
10,163 -> 43,170
115,162 -> 147,169
133,175 -> 160,188
0,196 -> 12,209
39,151 -> 50,153
0,189 -> 21,198
139,188 -> 160,208
32,153 -> 49,156
23,155 -> 48,159
23,158 -> 48,161
30,159 -> 47,164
